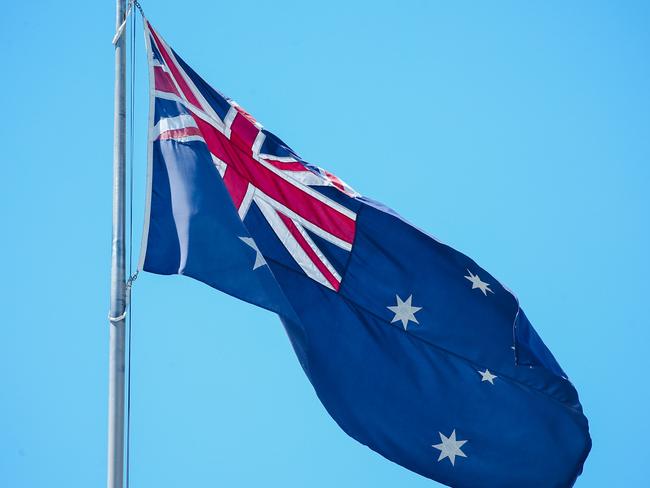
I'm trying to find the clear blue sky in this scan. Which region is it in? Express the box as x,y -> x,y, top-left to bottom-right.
1,1 -> 648,486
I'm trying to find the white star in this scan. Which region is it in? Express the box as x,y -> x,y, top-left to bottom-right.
239,236 -> 266,270
464,270 -> 493,296
432,430 -> 467,466
478,369 -> 497,385
387,294 -> 422,330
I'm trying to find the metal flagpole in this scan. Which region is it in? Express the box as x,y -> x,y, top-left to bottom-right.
108,0 -> 127,487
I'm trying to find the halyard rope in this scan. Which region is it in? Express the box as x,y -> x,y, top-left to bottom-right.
125,5 -> 137,486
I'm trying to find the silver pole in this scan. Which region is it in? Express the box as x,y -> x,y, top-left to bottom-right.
108,0 -> 127,487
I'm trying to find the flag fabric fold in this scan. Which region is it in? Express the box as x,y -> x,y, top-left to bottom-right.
139,19 -> 590,488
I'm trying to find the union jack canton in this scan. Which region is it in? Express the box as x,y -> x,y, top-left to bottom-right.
142,21 -> 358,292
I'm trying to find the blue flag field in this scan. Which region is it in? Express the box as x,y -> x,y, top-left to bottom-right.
138,19 -> 591,488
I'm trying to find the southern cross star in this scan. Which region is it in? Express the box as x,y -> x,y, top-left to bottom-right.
478,369 -> 497,385
387,294 -> 422,330
464,270 -> 493,296
239,236 -> 267,270
432,430 -> 468,466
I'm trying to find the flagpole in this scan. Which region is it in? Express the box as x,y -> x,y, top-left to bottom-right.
108,0 -> 127,487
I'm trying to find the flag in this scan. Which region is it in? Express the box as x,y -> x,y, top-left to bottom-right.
139,19 -> 591,488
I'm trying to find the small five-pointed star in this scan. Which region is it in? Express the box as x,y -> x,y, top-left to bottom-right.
478,368 -> 497,385
387,294 -> 422,330
432,430 -> 468,466
239,236 -> 266,270
464,269 -> 493,296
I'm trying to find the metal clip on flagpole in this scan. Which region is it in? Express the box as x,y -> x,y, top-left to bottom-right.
111,2 -> 132,45
108,272 -> 138,323
111,1 -> 144,45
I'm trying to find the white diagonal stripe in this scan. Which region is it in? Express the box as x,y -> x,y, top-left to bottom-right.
251,131 -> 265,157
279,169 -> 330,187
151,28 -> 225,127
252,154 -> 356,222
154,91 -> 226,132
210,154 -> 227,176
223,106 -> 237,138
259,154 -> 300,163
254,197 -> 333,290
292,221 -> 341,283
254,189 -> 352,251
238,184 -> 255,219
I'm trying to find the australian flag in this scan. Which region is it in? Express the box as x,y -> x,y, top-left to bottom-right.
139,19 -> 591,488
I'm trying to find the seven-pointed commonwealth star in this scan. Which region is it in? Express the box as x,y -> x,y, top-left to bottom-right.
239,236 -> 267,270
464,270 -> 493,296
387,294 -> 422,330
478,369 -> 497,385
432,430 -> 468,466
